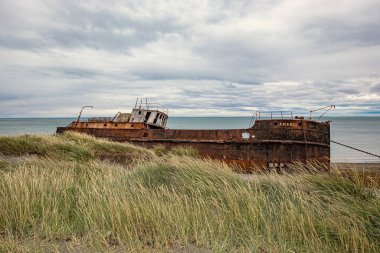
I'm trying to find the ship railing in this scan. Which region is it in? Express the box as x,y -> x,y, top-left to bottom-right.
88,117 -> 112,122
249,111 -> 293,127
134,102 -> 169,115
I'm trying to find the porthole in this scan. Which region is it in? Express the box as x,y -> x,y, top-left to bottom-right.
131,124 -> 134,127
115,124 -> 118,127
104,123 -> 107,127
274,122 -> 278,126
298,122 -> 302,127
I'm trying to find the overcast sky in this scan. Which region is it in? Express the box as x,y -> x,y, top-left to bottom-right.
0,0 -> 379,117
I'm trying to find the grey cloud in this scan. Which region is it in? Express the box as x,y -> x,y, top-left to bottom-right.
335,88 -> 359,94
0,0 -> 380,117
370,83 -> 380,93
301,19 -> 380,49
46,67 -> 101,79
0,1 -> 184,51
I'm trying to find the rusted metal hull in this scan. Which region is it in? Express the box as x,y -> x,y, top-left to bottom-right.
57,118 -> 330,170
130,139 -> 330,169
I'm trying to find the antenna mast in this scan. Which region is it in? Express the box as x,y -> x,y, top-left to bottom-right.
309,105 -> 335,120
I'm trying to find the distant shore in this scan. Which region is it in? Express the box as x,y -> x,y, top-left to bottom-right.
333,163 -> 380,172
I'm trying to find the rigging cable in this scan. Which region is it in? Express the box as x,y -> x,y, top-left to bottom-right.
331,140 -> 380,159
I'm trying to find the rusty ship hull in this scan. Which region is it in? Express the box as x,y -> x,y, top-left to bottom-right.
57,116 -> 330,169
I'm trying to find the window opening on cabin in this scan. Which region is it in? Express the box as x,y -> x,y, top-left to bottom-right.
144,112 -> 151,122
153,114 -> 159,124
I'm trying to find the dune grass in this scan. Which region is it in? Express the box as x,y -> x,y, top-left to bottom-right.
0,132 -> 379,252
0,132 -> 154,163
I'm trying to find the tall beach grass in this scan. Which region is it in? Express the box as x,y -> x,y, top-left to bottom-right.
0,132 -> 379,252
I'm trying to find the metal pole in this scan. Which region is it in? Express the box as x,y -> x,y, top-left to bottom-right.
77,106 -> 93,122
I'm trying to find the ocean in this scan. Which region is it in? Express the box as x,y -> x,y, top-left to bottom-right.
0,117 -> 379,163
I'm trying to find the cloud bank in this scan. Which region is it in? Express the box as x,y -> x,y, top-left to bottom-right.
0,0 -> 379,117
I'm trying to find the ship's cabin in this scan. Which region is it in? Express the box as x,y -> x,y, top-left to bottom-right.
130,107 -> 168,129
111,102 -> 169,129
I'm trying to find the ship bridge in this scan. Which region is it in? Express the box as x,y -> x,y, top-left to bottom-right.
130,102 -> 169,129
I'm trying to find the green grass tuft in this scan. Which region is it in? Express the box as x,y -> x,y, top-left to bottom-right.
169,145 -> 199,157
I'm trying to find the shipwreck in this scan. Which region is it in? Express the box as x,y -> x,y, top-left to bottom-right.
56,101 -> 332,170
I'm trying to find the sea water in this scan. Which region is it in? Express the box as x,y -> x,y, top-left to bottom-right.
0,117 -> 379,163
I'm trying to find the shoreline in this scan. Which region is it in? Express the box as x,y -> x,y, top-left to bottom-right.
332,163 -> 380,172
